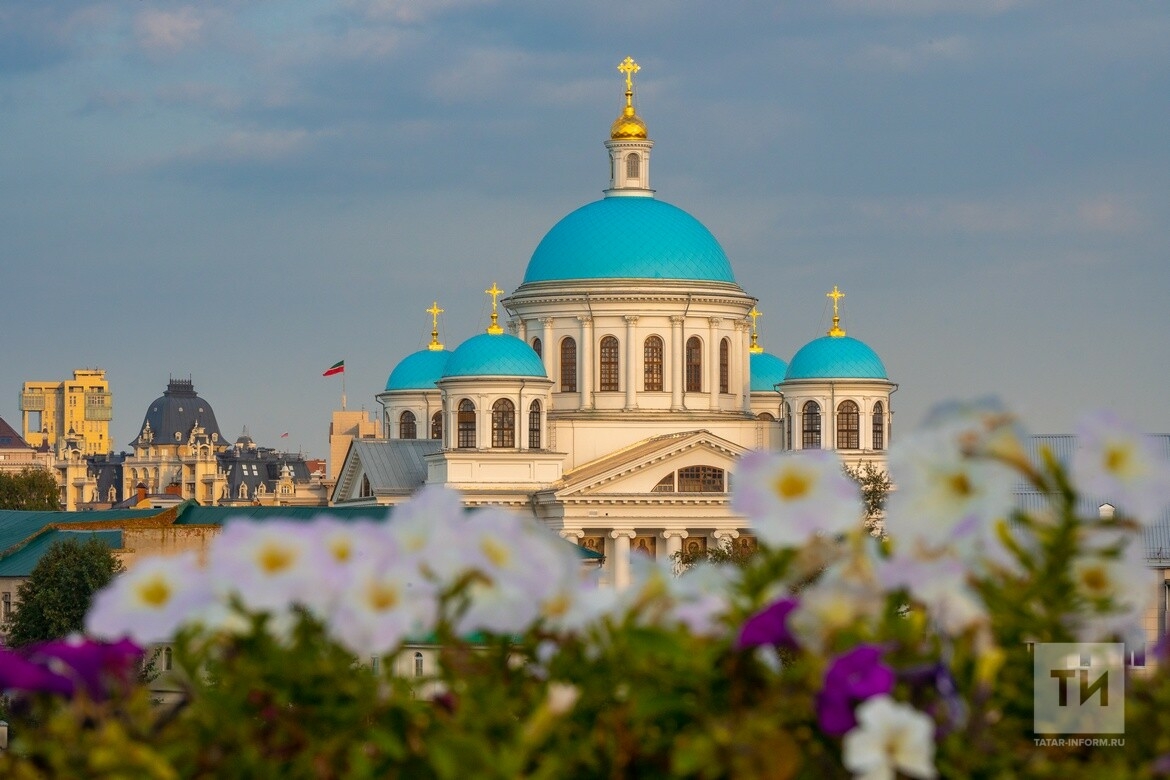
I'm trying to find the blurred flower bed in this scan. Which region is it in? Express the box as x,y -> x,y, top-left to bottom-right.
2,402 -> 1170,779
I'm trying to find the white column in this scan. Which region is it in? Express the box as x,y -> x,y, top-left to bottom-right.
670,315 -> 684,410
541,318 -> 554,381
517,319 -> 527,342
579,316 -> 594,410
610,529 -> 635,589
738,320 -> 752,414
662,530 -> 688,559
708,317 -> 721,409
559,530 -> 584,544
624,315 -> 638,410
477,393 -> 487,449
712,529 -> 740,552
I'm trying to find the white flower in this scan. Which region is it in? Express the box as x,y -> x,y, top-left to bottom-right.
86,552 -> 213,644
329,561 -> 438,656
733,449 -> 862,547
876,552 -> 988,637
1073,410 -> 1170,525
1071,528 -> 1158,644
207,520 -> 318,615
842,695 -> 937,780
885,418 -> 1016,558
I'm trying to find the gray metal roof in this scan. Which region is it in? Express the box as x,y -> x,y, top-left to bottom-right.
1017,434 -> 1170,565
132,379 -> 224,448
351,439 -> 442,494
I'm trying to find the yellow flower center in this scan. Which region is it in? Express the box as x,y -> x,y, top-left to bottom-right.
543,592 -> 571,618
330,538 -> 352,563
257,543 -> 295,575
1104,445 -> 1129,475
1080,564 -> 1109,595
947,471 -> 973,498
135,574 -> 172,608
773,469 -> 812,501
482,538 -> 511,568
366,581 -> 400,612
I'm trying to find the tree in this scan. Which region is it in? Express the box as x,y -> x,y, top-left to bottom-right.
3,536 -> 122,647
843,461 -> 892,536
0,467 -> 62,511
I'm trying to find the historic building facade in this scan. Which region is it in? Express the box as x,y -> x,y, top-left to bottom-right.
332,59 -> 896,587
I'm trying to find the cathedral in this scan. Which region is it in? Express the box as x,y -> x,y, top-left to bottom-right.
331,59 -> 896,587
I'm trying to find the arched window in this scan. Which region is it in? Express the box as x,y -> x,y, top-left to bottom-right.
430,411 -> 443,440
757,412 -> 775,421
239,483 -> 248,499
652,473 -> 675,492
626,152 -> 640,179
872,402 -> 885,451
599,335 -> 619,392
532,337 -> 542,358
492,399 -> 515,448
643,335 -> 663,391
802,401 -> 821,449
399,410 -> 417,440
560,337 -> 577,392
414,651 -> 424,677
360,474 -> 371,498
719,338 -> 730,394
528,400 -> 541,449
678,466 -> 726,492
457,400 -> 476,449
685,336 -> 702,392
785,402 -> 793,450
836,401 -> 860,449
164,647 -> 173,671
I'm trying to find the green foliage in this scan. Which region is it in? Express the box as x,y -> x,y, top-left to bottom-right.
842,461 -> 891,534
1,447 -> 1168,777
3,537 -> 123,647
0,468 -> 61,511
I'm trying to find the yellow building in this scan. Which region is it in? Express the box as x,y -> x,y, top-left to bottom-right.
20,369 -> 113,456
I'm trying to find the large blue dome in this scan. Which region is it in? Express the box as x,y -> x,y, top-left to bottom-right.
750,352 -> 789,392
522,197 -> 735,284
386,349 -> 451,391
785,336 -> 887,380
443,333 -> 547,379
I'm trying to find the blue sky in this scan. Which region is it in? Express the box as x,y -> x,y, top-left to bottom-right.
2,0 -> 1167,461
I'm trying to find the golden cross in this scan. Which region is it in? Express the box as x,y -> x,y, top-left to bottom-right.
748,306 -> 763,353
826,286 -> 846,337
485,282 -> 504,334
427,301 -> 444,329
426,301 -> 445,351
827,286 -> 845,317
618,57 -> 640,93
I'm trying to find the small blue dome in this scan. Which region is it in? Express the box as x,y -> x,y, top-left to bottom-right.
386,349 -> 451,391
443,333 -> 547,379
750,352 -> 789,392
522,197 -> 735,284
785,336 -> 887,380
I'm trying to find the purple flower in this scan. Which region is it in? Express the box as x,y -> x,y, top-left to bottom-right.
817,644 -> 895,736
27,637 -> 143,701
0,638 -> 143,701
0,647 -> 75,697
736,598 -> 799,650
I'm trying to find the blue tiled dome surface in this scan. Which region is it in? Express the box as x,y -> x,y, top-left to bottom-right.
750,352 -> 790,392
522,198 -> 735,284
785,336 -> 887,380
386,350 -> 451,391
443,333 -> 547,378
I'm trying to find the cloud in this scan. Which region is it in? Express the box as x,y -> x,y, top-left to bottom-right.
171,128 -> 315,165
346,0 -> 497,26
831,0 -> 1023,16
134,7 -> 207,54
855,35 -> 970,71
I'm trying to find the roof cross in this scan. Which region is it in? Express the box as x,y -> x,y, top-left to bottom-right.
826,286 -> 846,337
485,282 -> 505,334
618,56 -> 640,94
748,306 -> 763,353
427,301 -> 445,351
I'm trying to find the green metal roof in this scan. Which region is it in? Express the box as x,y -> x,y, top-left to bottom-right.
0,508 -> 153,556
171,504 -> 394,526
0,529 -> 123,577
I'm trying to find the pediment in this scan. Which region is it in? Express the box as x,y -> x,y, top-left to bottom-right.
553,430 -> 748,498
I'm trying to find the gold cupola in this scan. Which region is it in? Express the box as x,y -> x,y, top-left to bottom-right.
604,57 -> 654,197
610,57 -> 648,140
